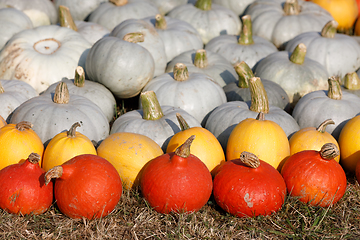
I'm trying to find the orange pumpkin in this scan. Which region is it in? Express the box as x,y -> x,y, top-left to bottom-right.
0,121 -> 44,170
166,113 -> 225,175
226,112 -> 290,171
289,119 -> 340,162
355,15 -> 360,36
42,122 -> 97,172
0,115 -> 6,129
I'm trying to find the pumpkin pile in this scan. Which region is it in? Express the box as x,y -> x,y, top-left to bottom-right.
0,0 -> 360,220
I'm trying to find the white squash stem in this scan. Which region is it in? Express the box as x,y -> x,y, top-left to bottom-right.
140,91 -> 164,120
327,76 -> 342,100
54,82 -> 70,104
290,43 -> 306,65
283,0 -> 300,15
194,49 -> 208,69
173,63 -> 189,82
321,20 -> 338,39
234,61 -> 254,88
195,0 -> 211,11
343,72 -> 360,90
238,15 -> 254,45
155,14 -> 167,30
74,66 -> 85,87
59,5 -> 77,31
249,77 -> 270,114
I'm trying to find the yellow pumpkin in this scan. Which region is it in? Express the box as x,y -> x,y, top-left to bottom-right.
226,112 -> 290,171
289,119 -> 340,162
338,115 -> 360,172
97,132 -> 163,190
0,121 -> 44,170
311,0 -> 358,32
166,113 -> 225,175
42,122 -> 97,172
0,115 -> 6,129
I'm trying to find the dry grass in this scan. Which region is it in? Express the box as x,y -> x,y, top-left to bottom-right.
1,173 -> 360,240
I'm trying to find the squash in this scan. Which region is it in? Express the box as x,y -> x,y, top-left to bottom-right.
147,0 -> 187,15
54,0 -> 107,21
342,72 -> 360,98
97,132 -> 163,190
213,0 -> 255,16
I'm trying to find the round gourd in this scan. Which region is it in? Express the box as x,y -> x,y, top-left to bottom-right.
213,0 -> 255,16
147,0 -> 187,15
54,0 -> 107,21
97,132 -> 163,190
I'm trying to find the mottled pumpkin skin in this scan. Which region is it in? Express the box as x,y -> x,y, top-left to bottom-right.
281,150 -> 347,207
213,159 -> 287,218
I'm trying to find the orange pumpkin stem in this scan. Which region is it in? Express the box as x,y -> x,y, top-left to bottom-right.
284,0 -> 300,15
123,32 -> 145,43
249,77 -> 269,114
67,122 -> 81,137
240,151 -> 260,168
175,135 -> 195,158
195,0 -> 211,11
59,5 -> 78,31
238,15 -> 254,45
194,49 -> 209,69
316,119 -> 335,133
28,153 -> 41,165
343,72 -> 360,90
176,113 -> 190,131
173,63 -> 189,81
320,143 -> 339,160
16,121 -> 33,131
234,61 -> 254,88
140,91 -> 164,120
321,20 -> 338,39
74,66 -> 85,87
44,166 -> 63,185
155,14 -> 167,30
54,82 -> 70,104
327,76 -> 342,100
290,43 -> 306,65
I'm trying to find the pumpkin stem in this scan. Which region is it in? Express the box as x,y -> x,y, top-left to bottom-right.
174,135 -> 195,158
290,43 -> 306,65
27,153 -> 41,165
53,82 -> 70,104
343,72 -> 360,90
238,15 -> 254,45
173,63 -> 189,81
44,166 -> 63,185
58,5 -> 77,31
155,14 -> 167,30
316,119 -> 335,133
320,143 -> 339,160
67,122 -> 81,137
109,0 -> 128,6
16,121 -> 33,131
195,0 -> 211,11
194,49 -> 209,69
234,61 -> 254,88
0,81 -> 4,94
123,32 -> 145,43
283,0 -> 300,15
256,112 -> 265,121
249,77 -> 270,114
140,91 -> 164,120
327,76 -> 342,100
176,113 -> 190,131
74,66 -> 85,87
240,151 -> 260,168
321,20 -> 338,39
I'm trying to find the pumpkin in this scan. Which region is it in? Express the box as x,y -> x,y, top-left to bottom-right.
0,121 -> 44,171
140,63 -> 227,125
85,35 -> 155,99
0,80 -> 38,121
9,82 -> 110,145
338,115 -> 360,173
355,15 -> 360,36
54,0 -> 107,21
281,143 -> 347,207
244,0 -> 333,49
0,153 -> 53,215
88,0 -> 160,31
226,112 -> 290,170
213,151 -> 286,218
147,0 -> 187,15
254,43 -> 329,108
42,122 -> 97,172
289,119 -> 340,162
213,0 -> 255,16
205,14 -> 278,69
110,91 -> 201,151
167,0 -> 241,44
0,25 -> 91,93
166,113 -> 225,175
0,115 -> 6,128
165,49 -> 238,87
97,132 -> 163,190
285,20 -> 360,80
140,135 -> 213,214
310,0 -> 358,33
44,154 -> 122,219
292,76 -> 360,141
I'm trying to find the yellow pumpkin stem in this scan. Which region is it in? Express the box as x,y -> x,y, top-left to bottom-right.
195,0 -> 211,11
327,76 -> 342,100
0,81 -> 4,94
176,113 -> 190,131
109,0 -> 128,6
28,153 -> 41,165
67,122 -> 81,137
173,63 -> 189,81
283,0 -> 300,15
74,66 -> 85,87
16,121 -> 33,131
343,72 -> 360,90
240,151 -> 260,168
44,166 -> 63,185
316,119 -> 335,133
53,82 -> 70,104
238,15 -> 254,45
194,49 -> 209,69
320,143 -> 339,160
58,5 -> 78,31
123,32 -> 145,43
290,43 -> 306,65
140,91 -> 164,120
321,20 -> 338,39
234,61 -> 254,88
155,14 -> 167,30
249,77 -> 270,114
174,135 -> 195,158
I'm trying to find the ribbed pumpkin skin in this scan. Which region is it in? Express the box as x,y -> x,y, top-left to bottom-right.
140,152 -> 213,214
53,154 -> 122,219
0,154 -> 53,215
281,150 -> 347,207
213,159 -> 286,218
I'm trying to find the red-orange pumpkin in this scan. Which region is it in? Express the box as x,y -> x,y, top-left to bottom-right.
140,136 -> 213,214
44,154 -> 122,219
281,143 -> 346,207
0,153 -> 53,215
213,151 -> 286,218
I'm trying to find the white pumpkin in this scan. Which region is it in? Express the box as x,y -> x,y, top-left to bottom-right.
147,0 -> 187,15
54,0 -> 108,21
0,25 -> 91,94
213,0 -> 255,16
75,21 -> 110,45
